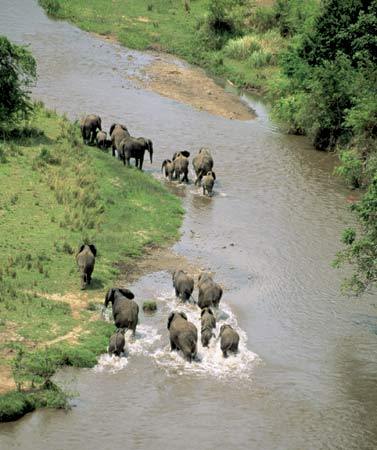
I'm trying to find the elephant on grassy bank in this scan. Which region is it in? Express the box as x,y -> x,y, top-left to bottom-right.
104,288 -> 139,336
76,244 -> 97,290
193,148 -> 214,186
197,272 -> 223,309
81,114 -> 102,145
96,131 -> 111,150
172,151 -> 190,182
172,269 -> 194,302
108,329 -> 126,356
201,307 -> 216,347
202,171 -> 216,196
220,324 -> 239,357
162,159 -> 174,180
118,136 -> 153,169
110,123 -> 130,157
167,311 -> 198,362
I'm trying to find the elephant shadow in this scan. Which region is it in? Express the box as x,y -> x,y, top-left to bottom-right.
87,278 -> 104,290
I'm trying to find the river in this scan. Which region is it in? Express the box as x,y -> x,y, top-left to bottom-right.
1,1 -> 377,449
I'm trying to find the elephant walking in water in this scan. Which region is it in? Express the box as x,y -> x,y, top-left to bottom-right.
172,269 -> 194,302
197,272 -> 223,309
193,148 -> 214,186
202,171 -> 216,196
161,159 -> 175,180
104,288 -> 139,336
118,136 -> 153,169
201,307 -> 216,347
76,244 -> 97,290
109,123 -> 130,158
81,114 -> 102,145
220,324 -> 239,357
172,151 -> 190,182
167,311 -> 198,362
108,329 -> 126,356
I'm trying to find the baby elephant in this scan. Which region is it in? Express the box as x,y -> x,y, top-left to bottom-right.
108,329 -> 126,356
172,270 -> 194,302
104,288 -> 139,336
167,311 -> 198,362
161,159 -> 174,181
76,244 -> 97,290
96,130 -> 111,150
201,307 -> 216,347
220,324 -> 239,357
202,171 -> 216,197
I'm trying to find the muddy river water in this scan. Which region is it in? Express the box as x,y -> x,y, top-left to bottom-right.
1,1 -> 377,449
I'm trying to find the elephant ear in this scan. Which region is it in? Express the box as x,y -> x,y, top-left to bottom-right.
89,244 -> 97,257
119,288 -> 134,299
181,150 -> 190,158
179,311 -> 188,321
172,152 -> 179,161
104,288 -> 115,307
109,123 -> 116,136
77,244 -> 86,254
167,312 -> 175,329
207,307 -> 213,315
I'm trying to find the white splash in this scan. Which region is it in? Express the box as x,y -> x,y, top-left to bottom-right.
152,294 -> 258,380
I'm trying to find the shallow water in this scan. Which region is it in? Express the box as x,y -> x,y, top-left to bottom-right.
1,1 -> 377,449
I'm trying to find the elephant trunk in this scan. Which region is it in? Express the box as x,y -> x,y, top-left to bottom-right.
149,149 -> 153,164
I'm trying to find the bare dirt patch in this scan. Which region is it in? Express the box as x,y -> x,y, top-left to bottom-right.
136,57 -> 255,120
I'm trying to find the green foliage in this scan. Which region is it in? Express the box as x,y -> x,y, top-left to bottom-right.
142,300 -> 157,312
333,176 -> 377,294
0,36 -> 36,130
334,149 -> 363,188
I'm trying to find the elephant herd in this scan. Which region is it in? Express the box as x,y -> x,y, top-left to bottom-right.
80,114 -> 217,196
80,114 -> 153,169
162,148 -> 217,196
75,243 -> 239,360
77,115 -> 235,364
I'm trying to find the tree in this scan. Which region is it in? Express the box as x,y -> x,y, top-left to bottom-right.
0,36 -> 36,130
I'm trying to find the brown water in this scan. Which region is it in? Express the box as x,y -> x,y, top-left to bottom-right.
1,2 -> 377,449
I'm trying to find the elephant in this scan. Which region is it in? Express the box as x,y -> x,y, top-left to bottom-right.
104,288 -> 139,336
167,311 -> 198,362
220,324 -> 239,357
193,148 -> 214,186
76,244 -> 97,290
172,269 -> 194,302
201,307 -> 216,347
81,114 -> 102,145
197,272 -> 223,310
202,171 -> 216,196
108,329 -> 126,356
118,136 -> 153,169
161,159 -> 174,180
109,123 -> 130,157
172,151 -> 190,182
96,130 -> 111,150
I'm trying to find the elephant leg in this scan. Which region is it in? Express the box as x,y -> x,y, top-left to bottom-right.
203,186 -> 206,196
183,171 -> 189,183
170,339 -> 177,351
139,155 -> 144,170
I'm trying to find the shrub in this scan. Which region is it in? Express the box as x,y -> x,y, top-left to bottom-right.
224,35 -> 261,59
334,149 -> 363,188
0,37 -> 36,130
38,0 -> 61,16
248,49 -> 274,68
142,300 -> 157,312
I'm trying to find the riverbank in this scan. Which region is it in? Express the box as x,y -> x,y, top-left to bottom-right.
39,0 -> 285,96
0,104 -> 183,421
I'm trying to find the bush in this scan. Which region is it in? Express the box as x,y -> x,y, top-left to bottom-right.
224,35 -> 261,59
0,36 -> 36,130
248,49 -> 274,68
38,0 -> 61,16
142,300 -> 157,312
334,149 -> 363,188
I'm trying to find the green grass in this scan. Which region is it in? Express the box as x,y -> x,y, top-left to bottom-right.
0,103 -> 183,420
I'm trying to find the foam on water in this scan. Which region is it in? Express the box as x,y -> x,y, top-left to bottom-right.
153,291 -> 258,380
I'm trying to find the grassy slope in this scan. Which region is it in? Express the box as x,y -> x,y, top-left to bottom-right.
40,0 -> 283,92
0,105 -> 183,420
